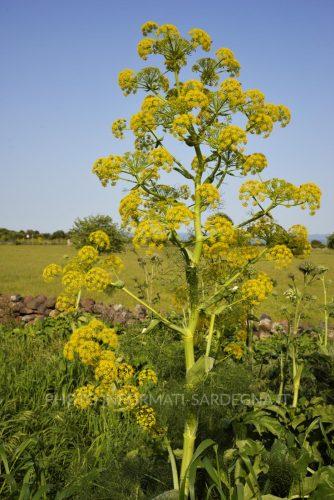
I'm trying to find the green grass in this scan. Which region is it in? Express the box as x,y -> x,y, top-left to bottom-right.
0,244 -> 333,322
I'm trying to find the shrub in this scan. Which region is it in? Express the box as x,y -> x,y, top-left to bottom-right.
69,214 -> 126,251
327,233 -> 334,249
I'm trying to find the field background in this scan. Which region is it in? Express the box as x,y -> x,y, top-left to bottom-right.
0,244 -> 333,323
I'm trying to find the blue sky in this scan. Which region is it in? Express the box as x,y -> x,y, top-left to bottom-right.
0,0 -> 333,233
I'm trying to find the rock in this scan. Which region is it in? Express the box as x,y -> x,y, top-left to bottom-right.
20,307 -> 35,315
25,295 -> 47,310
10,302 -> 25,314
37,303 -> 48,314
45,297 -> 56,308
49,309 -> 59,318
23,295 -> 33,305
21,314 -> 37,323
80,298 -> 95,313
259,314 -> 273,333
10,294 -> 23,302
92,303 -> 106,315
134,304 -> 147,320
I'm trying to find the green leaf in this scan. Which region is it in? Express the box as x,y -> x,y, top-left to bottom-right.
186,356 -> 214,386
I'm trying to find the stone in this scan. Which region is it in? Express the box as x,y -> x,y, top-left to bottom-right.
10,294 -> 23,302
259,314 -> 273,332
20,307 -> 35,315
45,297 -> 56,308
10,302 -> 25,314
133,304 -> 147,320
49,309 -> 59,318
92,303 -> 106,315
37,303 -> 48,314
80,298 -> 95,313
21,314 -> 37,323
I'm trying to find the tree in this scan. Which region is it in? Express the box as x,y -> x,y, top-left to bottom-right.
327,233 -> 334,249
49,22 -> 321,495
69,215 -> 126,251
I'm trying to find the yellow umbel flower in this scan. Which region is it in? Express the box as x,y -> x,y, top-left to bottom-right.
180,80 -> 210,109
166,204 -> 193,230
117,363 -> 135,381
88,230 -> 110,251
119,190 -> 141,226
133,219 -> 168,250
241,273 -> 273,306
111,118 -> 127,139
141,21 -> 159,36
141,95 -> 164,114
77,245 -> 99,265
224,343 -> 244,360
296,183 -> 321,215
196,183 -> 221,207
118,69 -> 137,95
215,48 -> 240,76
62,270 -> 84,293
204,215 -> 236,255
149,147 -> 174,172
189,28 -> 211,51
76,340 -> 102,365
136,405 -> 156,430
73,384 -> 96,410
247,113 -> 273,137
42,263 -> 62,282
226,246 -> 261,267
85,267 -> 111,291
96,327 -> 118,348
117,384 -> 140,410
130,111 -> 156,136
218,125 -> 247,152
171,113 -> 198,140
138,368 -> 158,386
267,244 -> 293,268
219,78 -> 245,109
95,359 -> 117,383
56,293 -> 76,313
242,153 -> 267,175
137,38 -> 155,60
239,180 -> 267,206
103,254 -> 124,271
157,24 -> 179,36
92,155 -> 123,186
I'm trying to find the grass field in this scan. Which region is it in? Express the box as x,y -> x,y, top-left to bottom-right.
0,244 -> 333,322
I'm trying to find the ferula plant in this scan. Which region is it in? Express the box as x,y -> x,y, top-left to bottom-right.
47,21 -> 321,494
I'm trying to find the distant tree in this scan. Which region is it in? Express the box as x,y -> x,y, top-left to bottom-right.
70,215 -> 126,251
327,233 -> 334,249
311,239 -> 325,249
50,230 -> 67,240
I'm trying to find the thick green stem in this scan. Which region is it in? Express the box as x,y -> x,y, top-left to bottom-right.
321,277 -> 329,347
180,415 -> 198,489
165,439 -> 179,491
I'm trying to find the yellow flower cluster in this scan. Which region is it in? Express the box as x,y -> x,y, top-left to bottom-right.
196,183 -> 221,207
204,215 -> 236,256
219,78 -> 245,109
133,219 -> 168,250
95,359 -> 117,383
92,155 -> 123,187
149,147 -> 174,172
157,24 -> 179,36
224,342 -> 244,360
88,230 -> 111,251
64,319 -> 118,366
226,246 -> 261,267
111,118 -> 127,139
242,153 -> 267,175
78,245 -> 99,265
241,272 -> 273,306
235,330 -> 247,342
180,80 -> 210,109
245,91 -> 291,137
218,125 -> 247,152
118,69 -> 137,95
62,270 -> 84,293
137,38 -> 155,60
117,363 -> 135,381
141,95 -> 164,114
138,368 -> 158,386
288,224 -> 311,256
266,245 -> 293,269
171,113 -> 198,140
42,263 -> 62,282
165,204 -> 193,230
56,293 -> 76,313
130,110 -> 156,137
239,180 -> 267,206
215,47 -> 240,76
73,384 -> 96,410
247,113 -> 273,137
141,21 -> 159,36
296,183 -> 321,215
104,254 -> 124,271
188,28 -> 211,51
85,267 -> 111,291
136,404 -> 156,430
119,190 -> 141,226
117,384 -> 141,410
